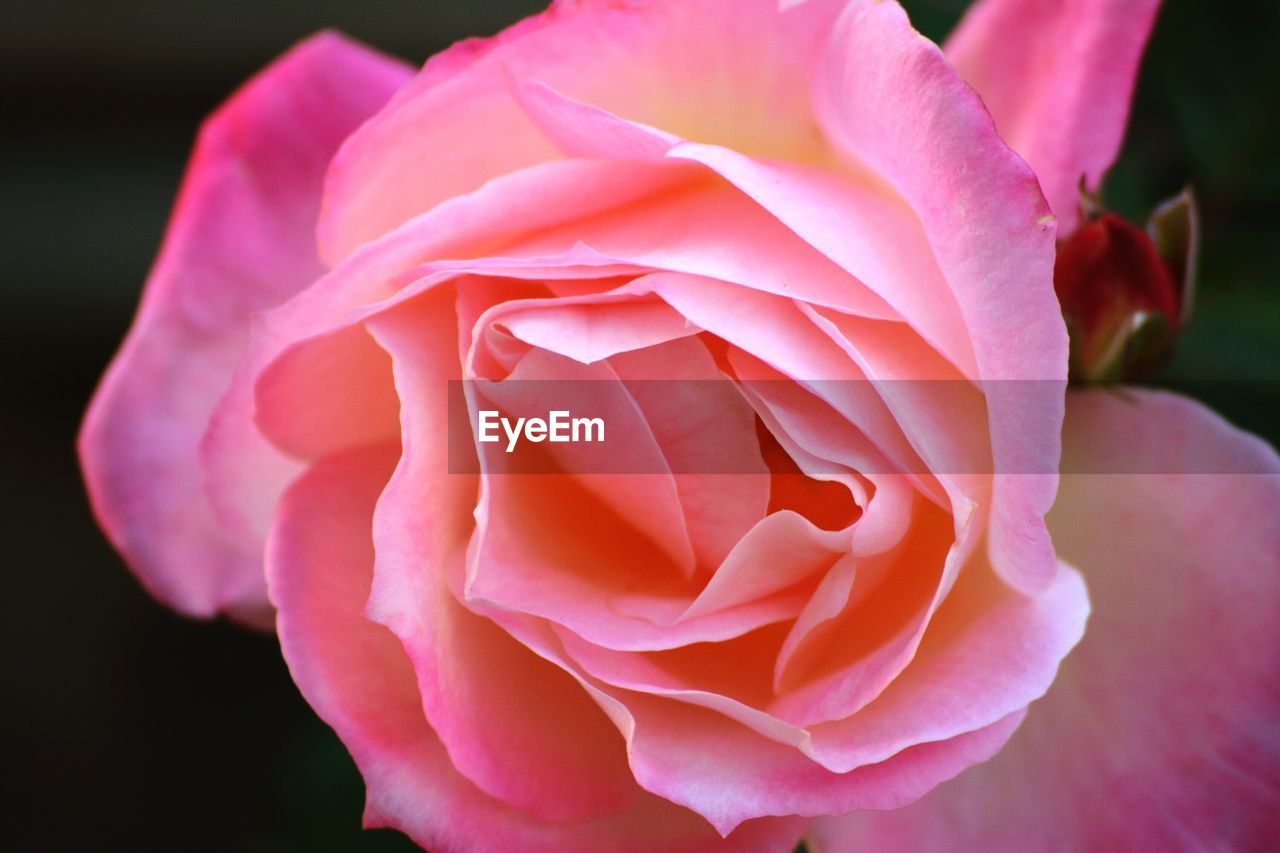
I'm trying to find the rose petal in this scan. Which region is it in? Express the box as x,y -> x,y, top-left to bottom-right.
268,444 -> 804,852
78,32 -> 411,621
491,294 -> 699,367
806,558 -> 1087,772
201,159 -> 686,562
945,0 -> 1162,232
617,692 -> 1025,837
512,76 -> 680,161
801,307 -> 990,490
767,499 -> 972,726
362,294 -> 650,822
318,0 -> 843,262
610,335 -> 772,569
557,548 -> 1085,781
510,175 -> 898,322
470,347 -> 700,575
681,512 -> 845,620
729,352 -> 941,523
555,622 -> 810,752
466,466 -> 807,651
774,554 -> 858,693
639,273 -> 937,493
493,609 -> 1026,839
809,389 -> 1280,850
665,143 -> 975,376
814,0 -> 1066,595
253,323 -> 401,459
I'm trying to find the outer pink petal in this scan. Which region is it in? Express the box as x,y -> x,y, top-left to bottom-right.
809,389 -> 1280,851
663,144 -> 973,376
510,175 -> 898,322
806,558 -> 1087,771
618,692 -> 1026,837
366,293 -> 646,822
268,445 -> 805,853
814,0 -> 1067,595
318,0 -> 844,263
200,158 -> 687,563
555,553 -> 1086,782
505,74 -> 978,378
489,608 -> 1026,839
945,0 -> 1162,232
77,32 -> 411,621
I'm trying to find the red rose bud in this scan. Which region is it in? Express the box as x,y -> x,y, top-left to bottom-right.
1054,192 -> 1197,382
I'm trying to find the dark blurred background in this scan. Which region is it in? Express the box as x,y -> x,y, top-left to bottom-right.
3,1 -> 1277,850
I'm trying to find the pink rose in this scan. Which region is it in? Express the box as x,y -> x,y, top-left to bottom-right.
80,1 -> 1280,850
